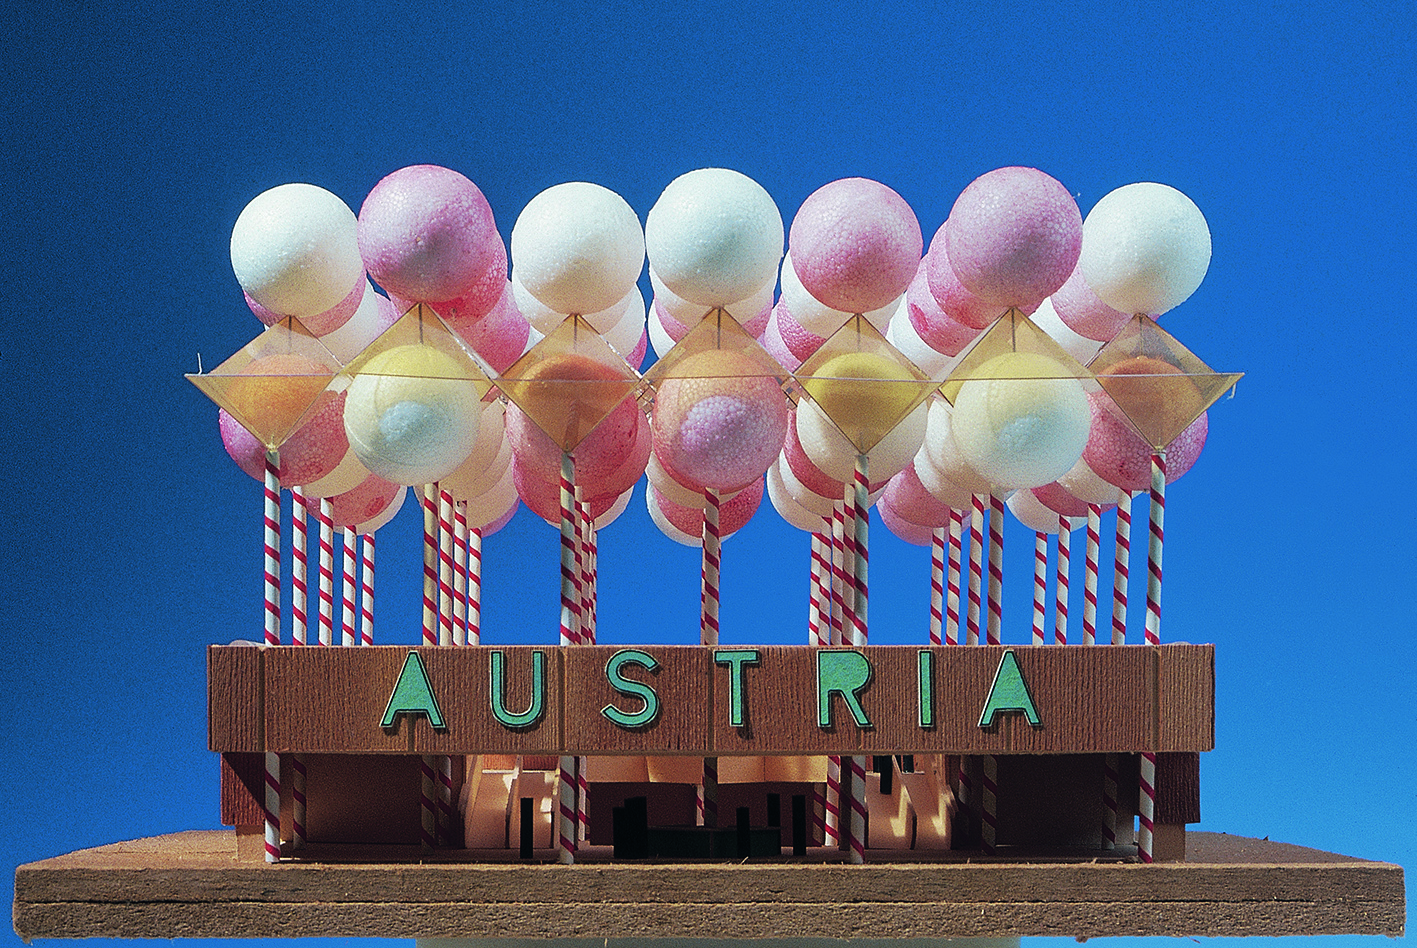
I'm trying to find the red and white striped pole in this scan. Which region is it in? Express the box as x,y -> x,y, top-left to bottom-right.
261,450 -> 281,864
808,531 -> 826,645
1112,491 -> 1132,645
453,500 -> 468,647
1138,452 -> 1166,864
929,527 -> 945,646
986,494 -> 1004,646
982,753 -> 999,855
967,495 -> 985,645
437,489 -> 454,647
419,485 -> 438,851
846,456 -> 870,864
467,526 -> 482,646
1145,453 -> 1166,645
340,526 -> 357,647
359,534 -> 374,646
946,508 -> 963,646
1082,504 -> 1101,646
557,452 -> 579,864
830,503 -> 847,645
1032,531 -> 1047,645
1054,516 -> 1071,645
290,487 -> 308,647
701,488 -> 721,828
316,499 -> 335,647
1102,753 -> 1120,850
289,486 -> 307,850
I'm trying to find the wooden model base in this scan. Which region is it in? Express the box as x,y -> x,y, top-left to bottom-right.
14,830 -> 1403,940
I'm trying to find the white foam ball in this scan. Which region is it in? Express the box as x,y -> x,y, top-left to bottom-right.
951,353 -> 1091,490
796,397 -> 927,484
1007,489 -> 1079,534
1029,298 -> 1104,366
1058,456 -> 1131,505
767,460 -> 828,531
230,183 -> 363,318
352,485 -> 408,534
887,302 -> 952,378
650,269 -> 773,324
343,345 -> 482,486
1078,183 -> 1211,316
923,398 -> 994,495
648,302 -> 679,359
601,290 -> 647,357
777,453 -> 838,518
645,168 -> 784,307
300,446 -> 372,499
912,452 -> 973,510
462,461 -> 519,529
509,182 -> 644,315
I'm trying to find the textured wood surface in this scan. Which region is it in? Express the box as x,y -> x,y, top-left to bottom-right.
215,645 -> 1214,756
14,830 -> 1403,940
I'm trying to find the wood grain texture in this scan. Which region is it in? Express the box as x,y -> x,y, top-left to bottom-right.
1155,751 -> 1201,824
1157,644 -> 1215,750
219,753 -> 263,827
14,831 -> 1403,940
563,646 -> 712,755
210,644 -> 1214,755
207,646 -> 261,751
413,646 -> 562,755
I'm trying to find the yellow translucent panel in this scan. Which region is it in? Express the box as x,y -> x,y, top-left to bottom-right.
340,303 -> 493,389
794,314 -> 938,453
499,314 -> 644,452
643,308 -> 789,387
186,317 -> 340,448
940,309 -> 1094,405
1088,315 -> 1244,449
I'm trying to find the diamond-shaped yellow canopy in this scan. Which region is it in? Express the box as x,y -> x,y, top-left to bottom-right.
186,317 -> 341,449
643,307 -> 790,389
499,314 -> 644,452
794,314 -> 938,453
940,309 -> 1094,406
1088,315 -> 1243,450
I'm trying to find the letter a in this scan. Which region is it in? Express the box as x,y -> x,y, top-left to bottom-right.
381,652 -> 446,730
977,649 -> 1041,728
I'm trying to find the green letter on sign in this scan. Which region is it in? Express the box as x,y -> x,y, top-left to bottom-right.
714,649 -> 761,727
977,650 -> 1042,728
918,650 -> 935,729
489,650 -> 546,730
817,650 -> 873,729
602,649 -> 661,729
380,652 -> 446,731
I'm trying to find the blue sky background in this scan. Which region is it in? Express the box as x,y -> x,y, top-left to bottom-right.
3,1 -> 1413,946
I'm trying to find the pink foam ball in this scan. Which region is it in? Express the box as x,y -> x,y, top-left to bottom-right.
760,307 -> 802,372
512,459 -> 620,524
357,165 -> 507,316
218,389 -> 348,488
1006,489 -> 1073,534
461,462 -> 518,529
789,178 -> 922,314
878,495 -> 934,546
433,281 -> 531,375
1050,264 -> 1131,342
1031,481 -> 1112,518
907,260 -> 983,356
783,411 -> 847,498
777,454 -> 838,518
305,472 -> 402,529
923,227 -> 1007,330
652,297 -> 691,343
505,393 -> 644,497
913,453 -> 974,511
943,167 -> 1082,310
651,350 -> 789,492
1082,392 -> 1208,491
772,301 -> 827,362
881,463 -> 954,529
654,476 -> 764,537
